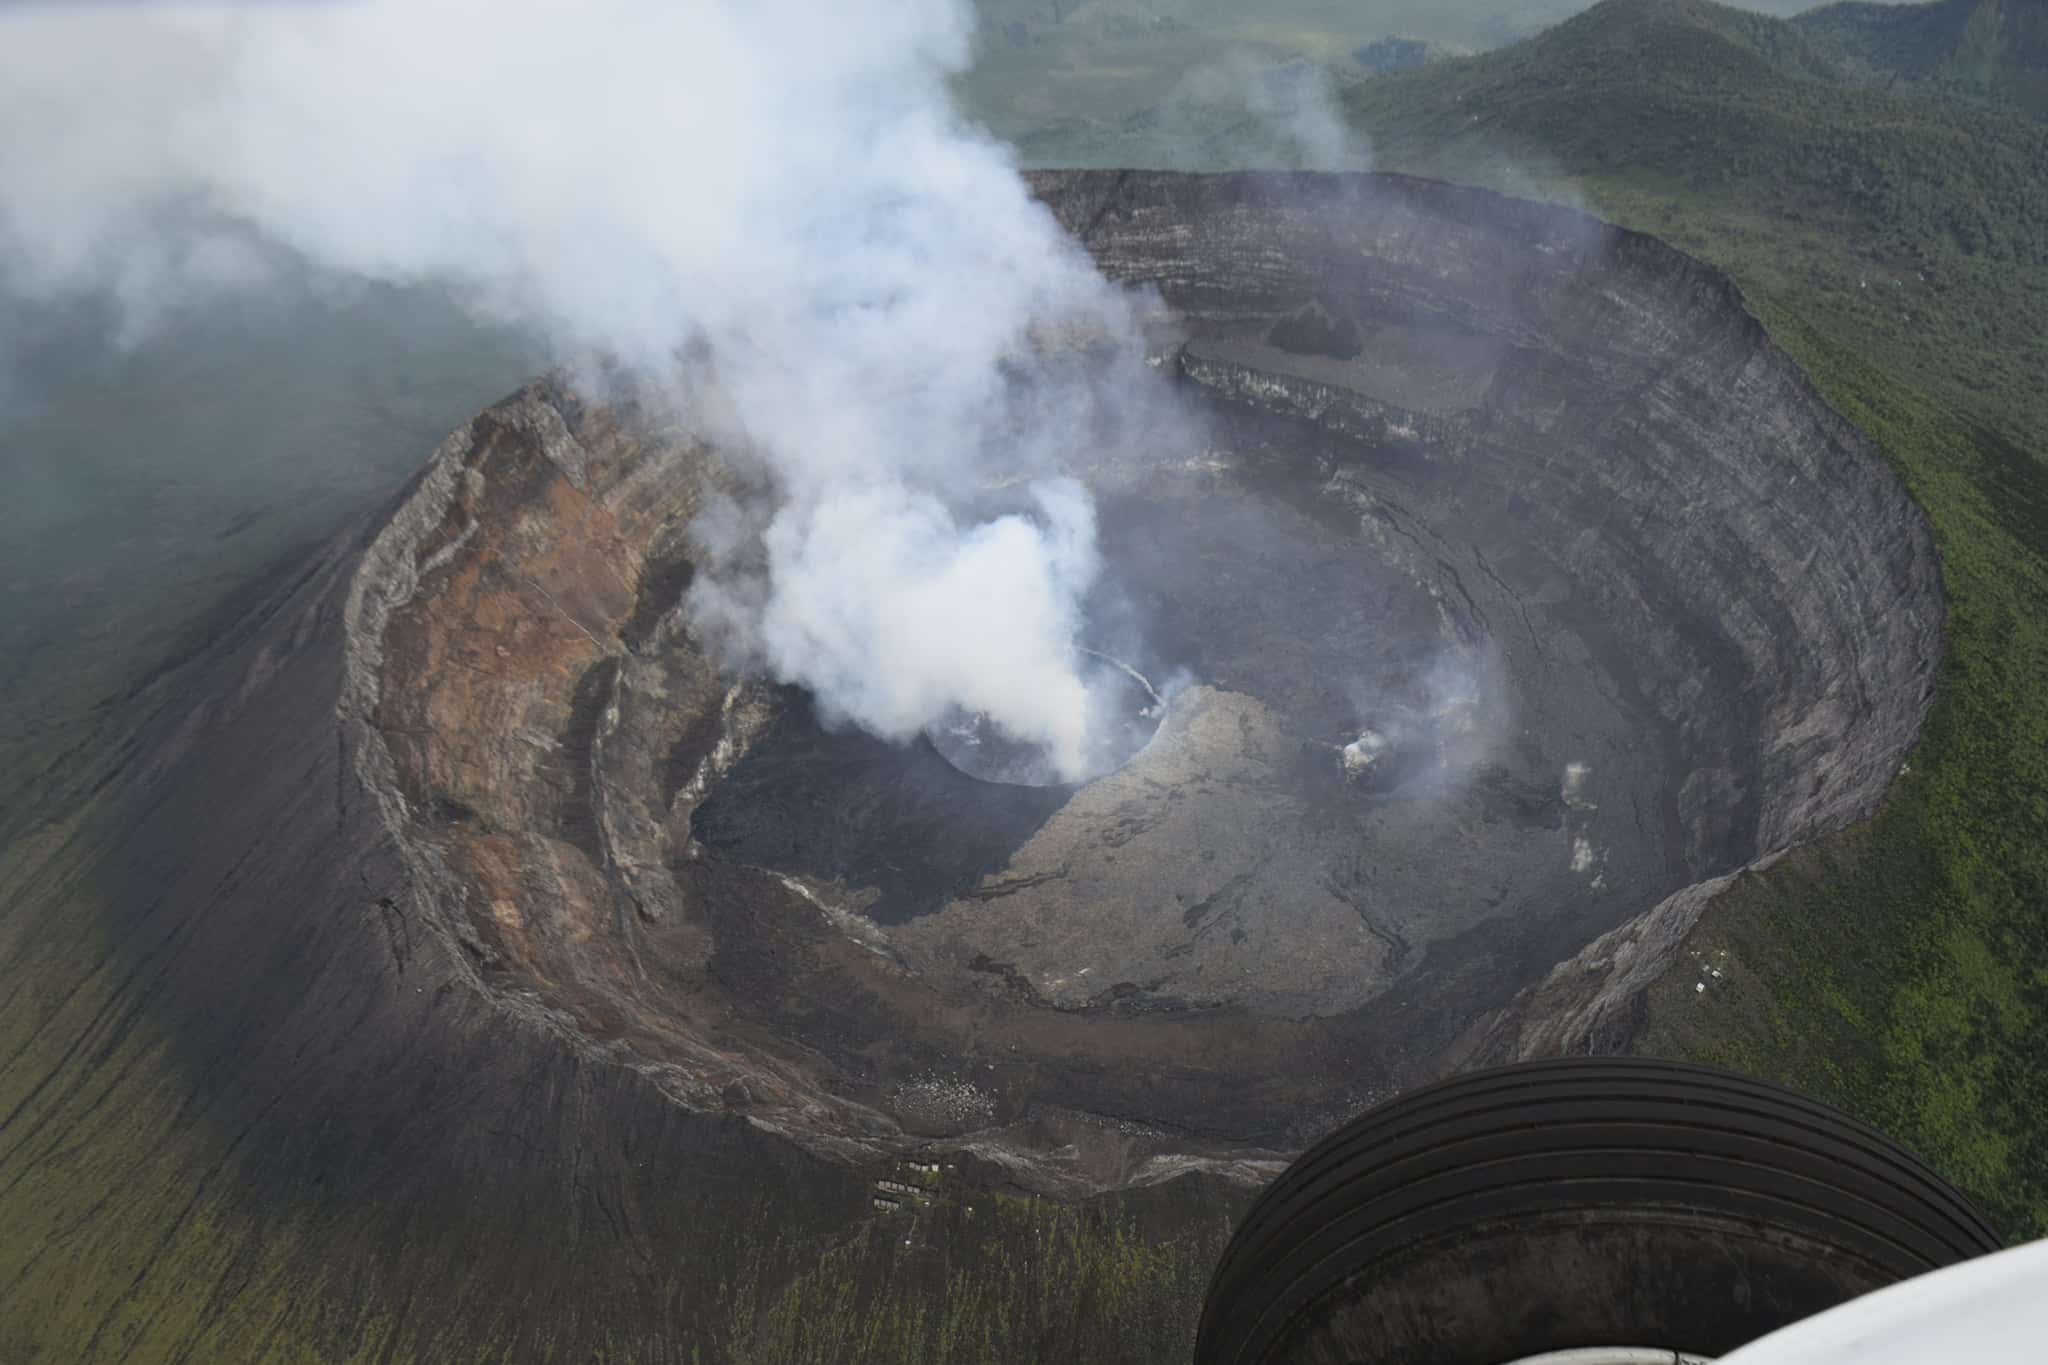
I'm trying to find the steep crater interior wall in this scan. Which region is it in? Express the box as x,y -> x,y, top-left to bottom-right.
1033,170 -> 1942,863
347,171 -> 1943,1188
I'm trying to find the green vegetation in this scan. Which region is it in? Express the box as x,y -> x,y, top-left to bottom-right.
0,811 -> 1240,1363
716,1193 -> 1227,1364
1795,0 -> 2048,119
1336,0 -> 2048,441
959,0 -> 1829,152
1636,312 -> 2048,1240
960,0 -> 1543,155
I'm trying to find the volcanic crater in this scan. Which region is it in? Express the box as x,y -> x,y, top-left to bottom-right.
347,171 -> 1941,1189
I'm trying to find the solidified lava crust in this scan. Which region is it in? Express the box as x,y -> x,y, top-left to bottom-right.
343,171 -> 1943,1193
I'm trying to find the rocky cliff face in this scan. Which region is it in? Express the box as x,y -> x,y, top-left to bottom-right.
1034,170 -> 1940,854
152,170 -> 1941,1196
1023,171 -> 1944,1063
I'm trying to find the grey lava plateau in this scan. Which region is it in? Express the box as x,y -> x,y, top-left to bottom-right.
262,172 -> 1935,1192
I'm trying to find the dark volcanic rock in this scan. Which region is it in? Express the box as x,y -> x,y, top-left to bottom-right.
1037,170 -> 1939,843
689,687 -> 1071,924
1023,170 -> 1942,1061
1266,299 -> 1363,359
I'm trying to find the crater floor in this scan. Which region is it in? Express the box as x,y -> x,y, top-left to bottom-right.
695,431 -> 1662,1023
351,171 -> 1942,1189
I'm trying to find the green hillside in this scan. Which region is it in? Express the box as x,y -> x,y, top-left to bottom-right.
960,0 -> 1831,145
1796,0 -> 2048,118
963,0 -> 1563,146
1339,0 -> 2048,442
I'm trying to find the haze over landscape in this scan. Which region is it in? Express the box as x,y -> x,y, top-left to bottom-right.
1,0 -> 2044,1361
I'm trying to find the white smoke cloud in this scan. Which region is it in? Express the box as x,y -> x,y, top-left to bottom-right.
702,477 -> 1103,774
0,0 -> 1170,779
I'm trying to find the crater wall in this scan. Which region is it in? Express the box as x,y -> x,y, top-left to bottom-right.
1031,169 -> 1941,865
331,171 -> 1942,1188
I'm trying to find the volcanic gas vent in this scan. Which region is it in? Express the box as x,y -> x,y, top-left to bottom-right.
352,170 -> 1942,1193
925,647 -> 1165,787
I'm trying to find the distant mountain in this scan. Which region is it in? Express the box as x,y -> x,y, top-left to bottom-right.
969,0 -> 1586,52
1795,0 -> 2048,119
1345,0 -> 2046,249
970,0 -> 1826,50
1332,0 -> 2048,437
961,0 -> 1878,154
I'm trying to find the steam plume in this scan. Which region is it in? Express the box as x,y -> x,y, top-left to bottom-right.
1155,51 -> 1371,172
0,0 -> 1167,778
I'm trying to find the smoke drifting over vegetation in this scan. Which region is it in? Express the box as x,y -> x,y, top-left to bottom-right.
1160,52 -> 1371,172
0,0 -> 1179,778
